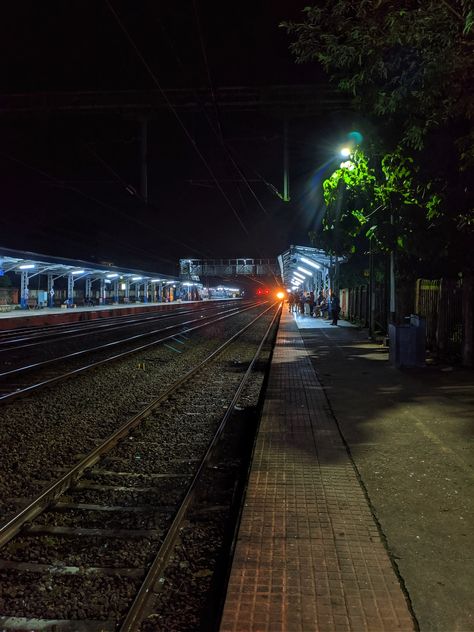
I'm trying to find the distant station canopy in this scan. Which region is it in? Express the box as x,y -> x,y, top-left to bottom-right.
179,258 -> 280,281
0,246 -> 178,309
278,245 -> 345,291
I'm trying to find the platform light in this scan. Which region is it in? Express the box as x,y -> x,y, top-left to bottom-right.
276,291 -> 285,300
293,271 -> 305,280
340,160 -> 355,170
19,263 -> 35,269
106,273 -> 119,278
104,279 -> 111,284
72,269 -> 85,275
150,278 -> 162,283
300,257 -> 320,270
296,266 -> 312,276
182,282 -> 193,286
340,147 -> 351,157
131,276 -> 142,281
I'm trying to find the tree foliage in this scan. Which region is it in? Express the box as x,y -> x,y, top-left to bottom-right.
282,1 -> 474,271
282,1 -> 474,155
318,148 -> 442,259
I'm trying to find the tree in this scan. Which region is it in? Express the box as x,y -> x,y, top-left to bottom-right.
281,1 -> 474,255
282,1 -> 474,155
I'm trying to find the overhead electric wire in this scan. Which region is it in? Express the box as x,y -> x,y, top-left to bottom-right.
82,143 -> 215,259
191,0 -> 269,218
190,1 -> 279,285
105,0 -> 250,236
0,150 -> 208,262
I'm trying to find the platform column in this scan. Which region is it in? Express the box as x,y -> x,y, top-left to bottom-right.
99,278 -> 106,304
143,281 -> 149,303
113,280 -> 119,304
124,279 -> 130,303
47,274 -> 55,307
85,277 -> 92,304
67,273 -> 74,306
20,270 -> 29,308
158,282 -> 163,302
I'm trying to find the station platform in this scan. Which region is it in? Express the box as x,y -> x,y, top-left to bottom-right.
220,309 -> 474,631
0,301 -> 198,329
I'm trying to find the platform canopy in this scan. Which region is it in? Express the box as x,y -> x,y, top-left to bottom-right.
278,245 -> 345,290
0,246 -> 178,283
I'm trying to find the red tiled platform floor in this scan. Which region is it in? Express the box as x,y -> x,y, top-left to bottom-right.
219,310 -> 415,632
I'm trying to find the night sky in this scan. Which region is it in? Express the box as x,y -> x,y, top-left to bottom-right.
0,1 -> 357,275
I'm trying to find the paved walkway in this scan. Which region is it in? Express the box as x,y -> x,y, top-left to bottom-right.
220,311 -> 416,631
298,316 -> 473,632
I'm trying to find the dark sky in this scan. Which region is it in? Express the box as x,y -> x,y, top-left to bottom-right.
0,1 -> 356,274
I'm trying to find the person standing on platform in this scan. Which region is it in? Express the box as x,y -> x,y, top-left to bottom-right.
304,293 -> 311,316
330,291 -> 341,326
309,290 -> 315,317
288,292 -> 295,313
316,290 -> 325,317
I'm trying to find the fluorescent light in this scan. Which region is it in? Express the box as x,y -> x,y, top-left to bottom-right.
150,278 -> 162,282
131,276 -> 142,281
19,264 -> 35,269
300,257 -> 320,270
72,270 -> 85,275
296,266 -> 311,276
106,273 -> 118,278
293,271 -> 305,280
182,282 -> 192,286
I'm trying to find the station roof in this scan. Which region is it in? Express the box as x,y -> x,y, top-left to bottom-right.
0,246 -> 178,283
278,245 -> 345,287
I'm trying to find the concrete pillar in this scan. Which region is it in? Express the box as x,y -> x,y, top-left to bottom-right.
67,273 -> 74,305
20,270 -> 29,308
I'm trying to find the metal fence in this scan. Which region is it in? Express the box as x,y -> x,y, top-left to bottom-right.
415,279 -> 440,349
342,278 -> 464,360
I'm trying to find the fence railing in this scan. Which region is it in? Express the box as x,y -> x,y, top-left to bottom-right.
342,277 -> 464,360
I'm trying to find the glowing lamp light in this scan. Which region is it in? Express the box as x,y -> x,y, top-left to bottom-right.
106,273 -> 118,278
276,291 -> 285,300
131,276 -> 142,281
150,278 -> 162,283
293,272 -> 305,280
340,147 -> 351,157
296,266 -> 311,276
72,270 -> 85,275
300,256 -> 320,270
340,160 -> 355,170
19,264 -> 35,269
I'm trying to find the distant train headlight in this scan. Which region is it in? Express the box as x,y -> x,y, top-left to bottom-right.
276,291 -> 285,300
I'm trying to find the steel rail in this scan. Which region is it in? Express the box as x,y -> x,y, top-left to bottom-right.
119,302 -> 282,631
0,302 -> 278,548
0,301 -> 242,349
0,303 -> 262,403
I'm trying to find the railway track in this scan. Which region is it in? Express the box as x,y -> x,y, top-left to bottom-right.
0,301 -> 281,631
0,301 -> 260,403
0,301 -> 241,350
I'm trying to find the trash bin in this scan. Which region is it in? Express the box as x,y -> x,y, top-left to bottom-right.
389,314 -> 426,368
